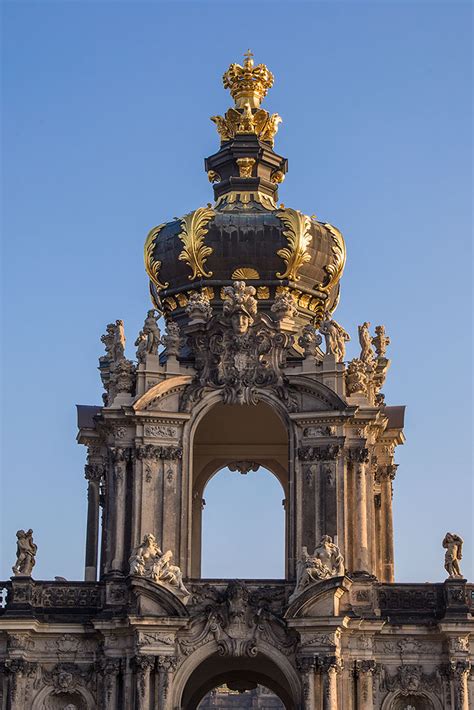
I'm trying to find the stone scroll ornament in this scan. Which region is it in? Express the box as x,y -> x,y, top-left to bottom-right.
181,281 -> 296,409
291,535 -> 344,601
129,533 -> 190,602
12,529 -> 37,576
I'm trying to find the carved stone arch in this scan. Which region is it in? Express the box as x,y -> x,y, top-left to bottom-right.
184,388 -> 294,579
172,639 -> 302,710
31,684 -> 96,710
380,690 -> 443,710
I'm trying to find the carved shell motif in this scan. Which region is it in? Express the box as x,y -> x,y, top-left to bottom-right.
321,223 -> 346,292
178,207 -> 215,280
144,223 -> 169,291
276,208 -> 313,281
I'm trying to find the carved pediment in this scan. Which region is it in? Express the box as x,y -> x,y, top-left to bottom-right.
129,577 -> 189,618
285,576 -> 352,619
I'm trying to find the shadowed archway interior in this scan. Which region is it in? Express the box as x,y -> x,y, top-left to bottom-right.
191,402 -> 289,578
182,654 -> 294,709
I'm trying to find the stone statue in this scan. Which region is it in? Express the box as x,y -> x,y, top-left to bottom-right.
101,320 -> 126,365
358,322 -> 375,363
12,529 -> 37,576
129,533 -> 189,599
345,358 -> 368,396
161,321 -> 182,358
222,281 -> 257,336
373,324 -> 390,358
293,536 -> 344,597
443,532 -> 464,578
135,310 -> 161,362
320,318 -> 350,362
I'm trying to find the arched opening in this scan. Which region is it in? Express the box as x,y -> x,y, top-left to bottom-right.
201,465 -> 285,578
391,695 -> 435,710
181,653 -> 295,709
191,401 -> 290,579
198,683 -> 285,708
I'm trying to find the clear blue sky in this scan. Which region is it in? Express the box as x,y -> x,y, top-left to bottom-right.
1,1 -> 472,583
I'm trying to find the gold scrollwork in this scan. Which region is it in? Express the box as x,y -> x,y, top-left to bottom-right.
321,223 -> 346,292
276,208 -> 313,281
144,224 -> 169,291
178,207 -> 215,280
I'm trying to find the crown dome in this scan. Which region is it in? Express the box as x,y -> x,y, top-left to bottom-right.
145,53 -> 346,329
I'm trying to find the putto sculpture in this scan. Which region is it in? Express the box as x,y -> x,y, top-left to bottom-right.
12,529 -> 37,576
129,533 -> 190,601
292,535 -> 345,599
443,532 -> 464,579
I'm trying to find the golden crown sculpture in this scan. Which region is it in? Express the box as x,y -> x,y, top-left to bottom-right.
211,51 -> 281,147
222,50 -> 274,109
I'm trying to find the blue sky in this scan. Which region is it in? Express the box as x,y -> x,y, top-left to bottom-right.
1,1 -> 472,583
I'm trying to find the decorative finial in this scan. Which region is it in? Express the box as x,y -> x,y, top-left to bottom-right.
222,52 -> 274,109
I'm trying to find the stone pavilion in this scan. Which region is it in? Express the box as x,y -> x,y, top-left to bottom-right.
1,53 -> 473,709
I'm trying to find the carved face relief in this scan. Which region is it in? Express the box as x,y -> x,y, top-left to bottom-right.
231,311 -> 251,335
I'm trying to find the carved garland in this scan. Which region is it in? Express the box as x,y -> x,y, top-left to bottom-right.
178,207 -> 215,280
144,223 -> 169,291
276,208 -> 313,281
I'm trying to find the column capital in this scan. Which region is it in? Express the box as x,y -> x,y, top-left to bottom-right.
355,659 -> 377,675
349,447 -> 369,464
298,444 -> 340,461
320,655 -> 343,673
85,463 -> 106,481
296,655 -> 317,674
375,464 -> 397,483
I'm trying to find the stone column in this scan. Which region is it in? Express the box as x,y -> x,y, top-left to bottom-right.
102,658 -> 121,709
157,655 -> 178,709
321,657 -> 341,710
5,660 -> 36,710
451,660 -> 471,710
296,656 -> 317,710
350,448 -> 370,574
355,660 -> 376,710
134,655 -> 154,710
377,464 -> 397,582
110,447 -> 129,574
84,462 -> 104,581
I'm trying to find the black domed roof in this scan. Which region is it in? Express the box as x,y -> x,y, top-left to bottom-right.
144,54 -> 346,328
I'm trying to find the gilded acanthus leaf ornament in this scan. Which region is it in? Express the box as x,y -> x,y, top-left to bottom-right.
178,207 -> 215,280
276,208 -> 313,281
320,223 -> 346,292
144,224 -> 169,291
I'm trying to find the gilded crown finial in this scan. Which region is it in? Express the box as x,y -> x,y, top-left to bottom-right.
223,51 -> 274,109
